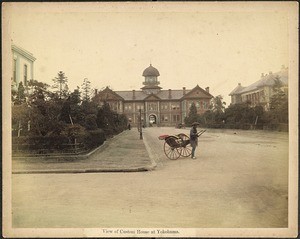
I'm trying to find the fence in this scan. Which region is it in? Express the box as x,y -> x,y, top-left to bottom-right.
12,141 -> 87,156
12,129 -> 106,156
201,123 -> 288,132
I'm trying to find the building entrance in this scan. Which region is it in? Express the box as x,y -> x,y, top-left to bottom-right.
149,114 -> 157,126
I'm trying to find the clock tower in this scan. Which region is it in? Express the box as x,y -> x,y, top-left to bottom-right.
141,64 -> 162,94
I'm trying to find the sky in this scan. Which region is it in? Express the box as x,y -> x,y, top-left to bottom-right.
6,2 -> 290,105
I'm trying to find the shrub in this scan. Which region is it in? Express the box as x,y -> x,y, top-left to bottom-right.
80,129 -> 106,149
28,135 -> 70,150
85,114 -> 98,130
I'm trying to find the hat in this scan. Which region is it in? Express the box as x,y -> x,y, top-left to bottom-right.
192,122 -> 200,126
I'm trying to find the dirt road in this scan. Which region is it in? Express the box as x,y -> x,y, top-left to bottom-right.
12,127 -> 288,228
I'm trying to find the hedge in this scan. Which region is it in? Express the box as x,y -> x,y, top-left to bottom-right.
12,129 -> 107,155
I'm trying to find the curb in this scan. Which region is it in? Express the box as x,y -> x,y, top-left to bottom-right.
142,134 -> 158,170
12,165 -> 155,174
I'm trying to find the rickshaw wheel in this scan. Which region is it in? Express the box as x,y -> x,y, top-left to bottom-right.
177,133 -> 192,157
164,141 -> 182,160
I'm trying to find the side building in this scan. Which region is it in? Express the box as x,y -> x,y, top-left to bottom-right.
229,65 -> 288,110
11,44 -> 36,92
93,64 -> 213,127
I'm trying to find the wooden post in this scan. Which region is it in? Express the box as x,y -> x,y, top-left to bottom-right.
139,109 -> 143,139
17,121 -> 21,138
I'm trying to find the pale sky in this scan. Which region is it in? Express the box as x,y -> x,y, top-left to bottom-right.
6,2 -> 290,105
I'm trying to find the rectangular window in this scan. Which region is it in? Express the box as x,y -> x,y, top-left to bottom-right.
172,115 -> 180,122
161,115 -> 168,122
13,59 -> 17,83
113,102 -> 118,111
24,64 -> 28,86
148,103 -> 157,111
171,104 -> 180,110
136,104 -> 144,111
161,103 -> 168,110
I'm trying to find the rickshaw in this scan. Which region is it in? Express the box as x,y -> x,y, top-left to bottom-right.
158,130 -> 206,160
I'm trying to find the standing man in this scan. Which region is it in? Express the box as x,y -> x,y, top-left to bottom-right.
190,122 -> 199,159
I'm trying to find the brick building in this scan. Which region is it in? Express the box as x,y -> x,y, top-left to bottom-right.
93,64 -> 213,127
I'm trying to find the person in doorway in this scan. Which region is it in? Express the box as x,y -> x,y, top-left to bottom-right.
128,123 -> 131,130
190,122 -> 199,159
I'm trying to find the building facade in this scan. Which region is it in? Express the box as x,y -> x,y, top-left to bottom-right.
93,64 -> 213,127
11,44 -> 36,92
229,66 -> 288,110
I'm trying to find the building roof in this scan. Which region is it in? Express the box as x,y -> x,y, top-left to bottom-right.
140,85 -> 162,90
183,85 -> 214,99
115,89 -> 192,101
230,67 -> 288,95
116,90 -> 147,101
12,44 -> 36,62
115,85 -> 213,101
156,89 -> 191,99
94,87 -> 124,101
229,83 -> 245,96
256,69 -> 288,87
142,64 -> 160,77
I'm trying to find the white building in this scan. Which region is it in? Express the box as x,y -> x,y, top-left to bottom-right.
229,66 -> 288,110
11,44 -> 36,92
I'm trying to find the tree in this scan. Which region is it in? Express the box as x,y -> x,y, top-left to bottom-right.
184,102 -> 199,126
96,102 -> 111,129
69,87 -> 81,105
13,82 -> 26,105
269,76 -> 288,124
23,79 -> 65,136
81,78 -> 92,102
52,71 -> 69,99
211,95 -> 226,113
28,79 -> 50,93
12,103 -> 30,137
85,114 -> 98,130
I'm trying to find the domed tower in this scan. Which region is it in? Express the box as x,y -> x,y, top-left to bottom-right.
141,64 -> 162,94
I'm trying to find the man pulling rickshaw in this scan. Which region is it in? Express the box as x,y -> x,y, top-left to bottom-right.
158,122 -> 206,160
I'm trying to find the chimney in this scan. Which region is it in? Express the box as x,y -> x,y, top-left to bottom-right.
132,90 -> 136,100
168,89 -> 172,99
269,71 -> 273,75
95,89 -> 98,95
205,87 -> 209,93
238,83 -> 241,86
261,73 -> 264,77
183,87 -> 186,95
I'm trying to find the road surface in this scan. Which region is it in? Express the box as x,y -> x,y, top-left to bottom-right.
12,127 -> 288,228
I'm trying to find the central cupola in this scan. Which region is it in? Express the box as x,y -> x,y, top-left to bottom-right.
141,64 -> 162,94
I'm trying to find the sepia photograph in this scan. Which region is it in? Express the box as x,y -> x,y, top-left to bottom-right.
2,1 -> 298,238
